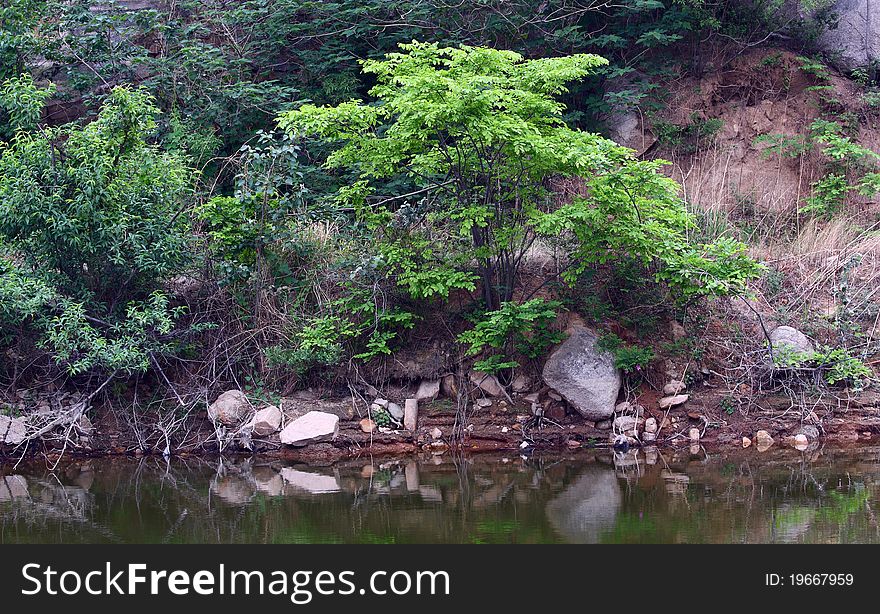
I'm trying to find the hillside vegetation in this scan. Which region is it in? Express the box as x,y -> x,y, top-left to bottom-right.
2,1 -> 879,456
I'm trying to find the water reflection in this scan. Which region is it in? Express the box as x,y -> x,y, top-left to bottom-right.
1,446 -> 880,544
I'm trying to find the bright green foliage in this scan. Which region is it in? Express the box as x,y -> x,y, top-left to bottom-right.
773,345 -> 873,388
0,255 -> 55,325
196,130 -> 305,288
597,332 -> 655,374
535,159 -> 763,301
42,293 -> 185,376
280,42 -> 620,310
0,83 -> 194,374
457,299 -> 564,374
0,73 -> 54,138
756,118 -> 880,217
280,42 -> 760,372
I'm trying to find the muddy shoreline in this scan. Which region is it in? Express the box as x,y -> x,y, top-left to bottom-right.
4,386 -> 880,467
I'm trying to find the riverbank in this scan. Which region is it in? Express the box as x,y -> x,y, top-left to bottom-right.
4,376 -> 880,465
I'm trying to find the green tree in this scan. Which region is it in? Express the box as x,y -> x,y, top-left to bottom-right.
0,81 -> 195,374
279,42 -> 761,311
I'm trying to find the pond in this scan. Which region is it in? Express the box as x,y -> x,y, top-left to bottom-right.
2,446 -> 879,543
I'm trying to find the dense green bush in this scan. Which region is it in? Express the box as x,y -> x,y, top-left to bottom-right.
0,81 -> 195,374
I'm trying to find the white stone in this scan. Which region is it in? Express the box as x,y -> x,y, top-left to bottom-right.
415,380 -> 440,403
250,405 -> 282,436
387,402 -> 404,421
404,398 -> 418,431
0,415 -> 27,445
658,394 -> 689,409
279,411 -> 339,447
281,468 -> 340,494
542,326 -> 622,421
663,381 -> 686,395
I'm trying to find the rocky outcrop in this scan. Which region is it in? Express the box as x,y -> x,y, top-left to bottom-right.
814,0 -> 880,71
279,411 -> 339,447
542,327 -> 622,421
208,390 -> 250,426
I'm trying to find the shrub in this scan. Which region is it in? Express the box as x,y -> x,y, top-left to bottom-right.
0,81 -> 195,374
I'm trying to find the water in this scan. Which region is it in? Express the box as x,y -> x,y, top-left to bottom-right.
2,446 -> 880,544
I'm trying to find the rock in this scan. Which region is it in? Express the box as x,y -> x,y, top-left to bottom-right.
644,417 -> 658,434
250,405 -> 282,436
769,325 -> 814,360
595,419 -> 613,430
545,466 -> 622,543
372,398 -> 390,409
523,393 -> 540,404
387,402 -> 404,421
689,427 -> 701,441
208,390 -> 250,426
792,433 -> 809,450
501,426 -> 509,434
0,475 -> 28,501
663,381 -> 686,396
615,401 -> 631,413
756,429 -> 774,447
613,415 -> 639,433
742,436 -> 752,448
469,371 -> 505,397
542,326 -> 622,421
440,374 -> 458,399
670,320 -> 686,341
566,439 -> 581,448
548,390 -> 562,401
475,398 -> 493,408
658,394 -> 689,409
642,431 -> 656,442
279,411 -> 339,447
359,418 -> 377,433
0,415 -> 27,445
281,468 -> 340,494
546,403 -> 566,421
415,380 -> 440,403
511,374 -> 532,393
430,427 -> 443,440
799,424 -> 820,440
803,0 -> 880,71
404,398 -> 418,431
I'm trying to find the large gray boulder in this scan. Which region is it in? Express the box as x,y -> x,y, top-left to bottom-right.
542,327 -> 622,421
279,411 -> 339,447
208,390 -> 250,426
784,0 -> 880,71
816,0 -> 880,71
769,325 -> 814,361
